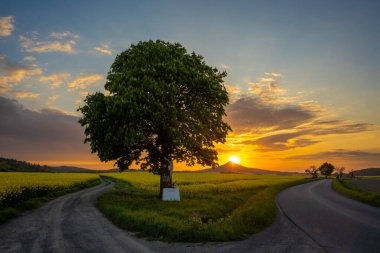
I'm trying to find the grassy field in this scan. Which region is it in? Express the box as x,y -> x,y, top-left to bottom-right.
0,172 -> 100,223
332,178 -> 380,207
98,172 -> 311,242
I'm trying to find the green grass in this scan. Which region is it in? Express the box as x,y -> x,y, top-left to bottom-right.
98,172 -> 312,242
332,179 -> 380,207
0,172 -> 100,223
360,176 -> 380,179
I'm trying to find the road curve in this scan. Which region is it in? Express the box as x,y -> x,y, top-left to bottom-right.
0,178 -> 325,253
277,179 -> 380,253
2,179 -> 376,253
0,180 -> 154,253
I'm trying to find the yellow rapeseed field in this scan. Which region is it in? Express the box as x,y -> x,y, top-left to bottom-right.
0,172 -> 99,210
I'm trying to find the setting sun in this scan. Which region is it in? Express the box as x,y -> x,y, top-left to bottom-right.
228,156 -> 241,164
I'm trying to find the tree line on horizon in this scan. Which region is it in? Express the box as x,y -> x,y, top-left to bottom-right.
0,157 -> 51,172
305,162 -> 355,179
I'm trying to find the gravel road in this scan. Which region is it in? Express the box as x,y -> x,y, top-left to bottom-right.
0,180 -> 154,253
277,179 -> 380,253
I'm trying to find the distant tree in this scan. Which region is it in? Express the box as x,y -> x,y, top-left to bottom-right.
335,166 -> 345,180
78,40 -> 231,198
348,169 -> 355,179
305,165 -> 319,178
318,162 -> 335,178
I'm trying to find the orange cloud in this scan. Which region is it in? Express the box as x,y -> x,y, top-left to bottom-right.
0,16 -> 14,37
40,72 -> 71,88
19,31 -> 78,54
217,72 -> 378,171
13,91 -> 40,98
94,44 -> 113,56
224,83 -> 240,95
0,56 -> 42,93
68,73 -> 104,90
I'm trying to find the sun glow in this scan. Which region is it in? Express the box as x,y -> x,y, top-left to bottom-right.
228,156 -> 241,164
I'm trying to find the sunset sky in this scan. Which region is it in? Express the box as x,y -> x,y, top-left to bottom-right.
1,0 -> 380,171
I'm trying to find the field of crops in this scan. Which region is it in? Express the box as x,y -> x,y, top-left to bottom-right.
0,172 -> 100,222
332,178 -> 380,207
98,172 -> 310,242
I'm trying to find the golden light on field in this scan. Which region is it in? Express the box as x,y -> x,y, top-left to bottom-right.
228,156 -> 241,164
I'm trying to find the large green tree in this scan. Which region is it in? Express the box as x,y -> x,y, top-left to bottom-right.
78,40 -> 231,196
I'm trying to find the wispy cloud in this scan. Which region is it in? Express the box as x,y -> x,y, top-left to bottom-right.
12,91 -> 40,98
265,72 -> 281,77
0,56 -> 42,93
23,56 -> 36,62
49,31 -> 79,39
94,44 -> 113,56
68,73 -> 103,90
224,83 -> 241,97
247,72 -> 300,105
301,120 -> 374,136
232,117 -> 374,152
241,131 -> 320,151
0,16 -> 15,37
19,31 -> 78,54
289,149 -> 380,166
48,95 -> 59,101
39,72 -> 71,88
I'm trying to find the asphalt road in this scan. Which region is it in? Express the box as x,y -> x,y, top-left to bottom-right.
277,179 -> 380,253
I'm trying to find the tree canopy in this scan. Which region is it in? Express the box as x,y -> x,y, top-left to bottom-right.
318,162 -> 335,178
78,40 -> 231,175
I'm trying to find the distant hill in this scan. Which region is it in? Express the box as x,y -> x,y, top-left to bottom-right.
199,161 -> 300,175
0,157 -> 116,173
50,166 -> 101,173
0,157 -> 51,172
354,168 -> 380,176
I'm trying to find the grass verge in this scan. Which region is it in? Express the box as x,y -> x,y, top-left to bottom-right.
0,178 -> 100,223
332,179 -> 380,207
97,173 -> 314,242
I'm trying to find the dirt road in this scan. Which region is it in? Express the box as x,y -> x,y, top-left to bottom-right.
0,180 -> 154,253
7,179 -> 378,252
0,179 -> 323,253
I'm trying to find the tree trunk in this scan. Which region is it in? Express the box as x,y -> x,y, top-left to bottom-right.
159,168 -> 172,198
159,165 -> 172,199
